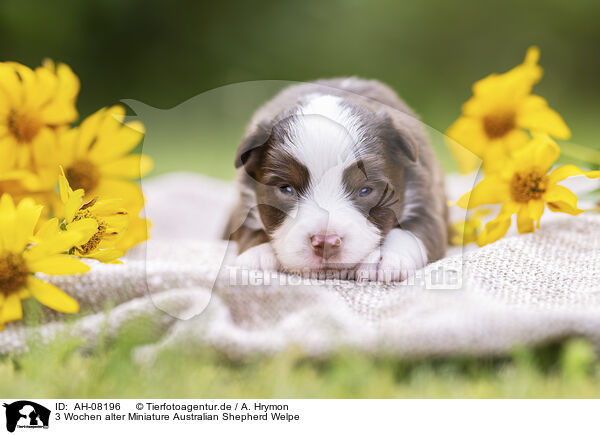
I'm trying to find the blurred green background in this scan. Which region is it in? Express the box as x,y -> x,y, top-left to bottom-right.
1,0 -> 599,178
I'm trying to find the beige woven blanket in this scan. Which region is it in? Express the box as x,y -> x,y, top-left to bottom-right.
1,173 -> 599,361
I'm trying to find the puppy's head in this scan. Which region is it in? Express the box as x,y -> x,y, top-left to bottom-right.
236,95 -> 417,271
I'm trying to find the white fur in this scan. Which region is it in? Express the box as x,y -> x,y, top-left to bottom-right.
271,191 -> 381,271
355,228 -> 428,283
235,242 -> 280,271
282,94 -> 365,177
269,95 -> 381,271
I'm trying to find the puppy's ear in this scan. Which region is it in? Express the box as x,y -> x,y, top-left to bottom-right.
234,121 -> 272,178
380,115 -> 419,163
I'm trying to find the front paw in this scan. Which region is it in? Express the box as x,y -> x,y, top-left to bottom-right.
234,242 -> 280,272
354,249 -> 412,283
355,229 -> 428,283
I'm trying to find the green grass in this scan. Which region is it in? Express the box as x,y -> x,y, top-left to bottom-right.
1,315 -> 599,398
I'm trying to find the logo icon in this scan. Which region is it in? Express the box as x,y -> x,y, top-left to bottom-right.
3,401 -> 50,433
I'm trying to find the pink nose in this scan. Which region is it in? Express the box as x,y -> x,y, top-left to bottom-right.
310,233 -> 342,259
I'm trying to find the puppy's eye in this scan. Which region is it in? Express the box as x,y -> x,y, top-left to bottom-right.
358,187 -> 373,197
279,185 -> 295,196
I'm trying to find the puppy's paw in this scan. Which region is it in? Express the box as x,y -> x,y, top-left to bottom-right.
354,249 -> 382,282
354,249 -> 411,283
355,229 -> 428,283
234,242 -> 280,272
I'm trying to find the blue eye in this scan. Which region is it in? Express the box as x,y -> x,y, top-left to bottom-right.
358,187 -> 372,197
279,185 -> 295,196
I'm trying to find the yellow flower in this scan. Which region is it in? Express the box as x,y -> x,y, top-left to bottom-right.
45,105 -> 153,212
0,193 -> 92,329
0,60 -> 79,173
447,47 -> 570,174
58,169 -> 128,263
114,215 -> 150,253
449,209 -> 490,246
457,135 -> 600,246
33,105 -> 152,210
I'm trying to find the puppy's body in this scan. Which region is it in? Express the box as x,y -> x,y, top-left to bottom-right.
225,78 -> 447,281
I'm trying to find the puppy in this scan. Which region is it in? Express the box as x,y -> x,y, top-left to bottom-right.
224,78 -> 447,281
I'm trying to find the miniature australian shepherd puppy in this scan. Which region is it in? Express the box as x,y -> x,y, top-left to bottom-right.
224,78 -> 447,282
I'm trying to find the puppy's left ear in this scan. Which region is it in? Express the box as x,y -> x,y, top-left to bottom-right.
234,121 -> 272,179
381,115 -> 419,163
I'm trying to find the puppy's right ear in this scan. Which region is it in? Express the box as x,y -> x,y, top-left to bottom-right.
379,114 -> 419,163
234,121 -> 272,179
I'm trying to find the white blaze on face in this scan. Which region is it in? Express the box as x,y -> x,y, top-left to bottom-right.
270,95 -> 381,270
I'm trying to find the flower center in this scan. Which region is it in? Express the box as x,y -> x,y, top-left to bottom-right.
7,110 -> 42,143
482,111 -> 516,139
510,170 -> 548,203
66,160 -> 101,193
72,208 -> 106,255
0,252 -> 29,295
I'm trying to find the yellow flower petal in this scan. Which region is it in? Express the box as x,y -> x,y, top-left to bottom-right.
447,140 -> 480,174
523,46 -> 541,68
38,63 -> 79,124
0,193 -> 16,251
503,129 -> 531,152
99,154 -> 154,179
473,209 -> 492,220
89,199 -> 126,216
548,164 -> 600,184
74,107 -> 108,157
469,47 -> 541,106
27,276 -> 79,314
547,202 -> 583,215
92,178 -> 145,213
27,254 -> 90,275
516,205 -> 534,233
477,202 -> 521,246
477,213 -> 512,247
84,248 -> 124,263
34,217 -> 61,241
446,116 -> 487,162
58,168 -> 86,222
65,193 -> 84,223
24,231 -> 82,262
29,129 -> 65,190
513,134 -> 559,173
0,63 -> 23,105
456,175 -> 509,209
66,218 -> 99,245
58,167 -> 74,202
0,293 -> 23,324
528,199 -> 545,227
0,138 -> 17,174
115,216 -> 150,252
0,168 -> 41,190
14,198 -> 43,252
480,143 -> 514,174
103,214 -> 128,231
516,95 -> 571,140
543,184 -> 583,215
87,107 -> 144,164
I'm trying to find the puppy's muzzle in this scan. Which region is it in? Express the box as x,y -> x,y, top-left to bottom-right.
310,233 -> 342,260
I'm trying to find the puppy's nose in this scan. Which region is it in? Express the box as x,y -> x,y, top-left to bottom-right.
310,233 -> 342,259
